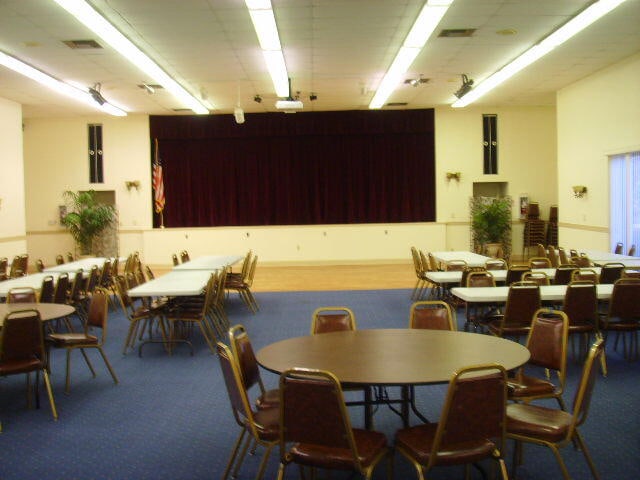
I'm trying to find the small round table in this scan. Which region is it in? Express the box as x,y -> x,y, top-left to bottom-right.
0,303 -> 75,327
257,329 -> 530,427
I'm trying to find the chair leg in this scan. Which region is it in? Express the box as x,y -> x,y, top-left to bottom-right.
547,444 -> 571,480
255,443 -> 274,480
574,431 -> 601,480
232,431 -> 253,478
41,368 -> 58,420
79,348 -> 97,377
222,428 -> 246,480
97,347 -> 119,385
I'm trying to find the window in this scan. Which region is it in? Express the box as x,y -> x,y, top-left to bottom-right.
88,124 -> 103,183
610,151 -> 640,253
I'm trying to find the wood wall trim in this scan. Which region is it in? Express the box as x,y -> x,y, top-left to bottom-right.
558,222 -> 608,233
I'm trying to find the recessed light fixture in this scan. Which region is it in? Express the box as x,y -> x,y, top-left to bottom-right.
495,28 -> 517,36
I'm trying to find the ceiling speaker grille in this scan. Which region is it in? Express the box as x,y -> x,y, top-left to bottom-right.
63,39 -> 103,49
438,28 -> 476,38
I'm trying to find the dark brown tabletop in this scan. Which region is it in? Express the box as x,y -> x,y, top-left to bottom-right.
0,303 -> 75,326
257,328 -> 530,386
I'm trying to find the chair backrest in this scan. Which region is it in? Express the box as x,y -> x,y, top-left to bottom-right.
608,278 -> 640,319
599,262 -> 624,284
180,250 -> 190,263
505,265 -> 531,285
429,364 -> 507,468
53,273 -> 70,304
114,275 -> 135,312
526,309 -> 568,375
172,254 -> 180,266
111,257 -> 119,277
614,242 -> 624,254
628,245 -> 636,256
528,257 -> 551,269
460,266 -> 486,288
39,275 -> 55,303
9,255 -> 24,278
485,258 -> 507,270
467,271 -> 496,288
621,267 -> 640,279
428,252 -> 439,271
279,368 -> 360,465
7,287 -> 37,303
572,255 -> 592,268
571,339 -> 605,430
311,307 -> 356,334
144,265 -> 155,280
554,265 -> 577,285
66,252 -> 75,263
0,310 -> 45,367
36,259 -> 45,272
558,247 -> 570,265
85,265 -> 101,293
229,324 -> 265,393
55,254 -> 65,265
503,284 -> 541,329
418,250 -> 431,273
546,246 -> 560,268
86,288 -> 109,339
68,269 -> 85,301
409,301 -> 455,330
562,281 -> 598,327
410,247 -> 422,276
445,259 -> 467,271
245,255 -> 258,287
522,271 -> 550,286
216,342 -> 256,430
571,269 -> 599,283
99,259 -> 112,287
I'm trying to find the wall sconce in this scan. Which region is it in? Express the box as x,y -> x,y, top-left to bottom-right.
446,171 -> 461,182
572,185 -> 587,198
125,180 -> 141,191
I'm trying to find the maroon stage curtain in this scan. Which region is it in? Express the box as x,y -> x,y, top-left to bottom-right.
149,109 -> 435,228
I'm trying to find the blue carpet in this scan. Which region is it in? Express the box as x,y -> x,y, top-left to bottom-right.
0,289 -> 639,479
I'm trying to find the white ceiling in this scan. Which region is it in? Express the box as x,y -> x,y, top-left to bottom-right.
0,0 -> 638,118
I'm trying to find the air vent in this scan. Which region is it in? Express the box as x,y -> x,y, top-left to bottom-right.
63,39 -> 103,49
172,108 -> 192,112
386,102 -> 408,107
438,28 -> 475,38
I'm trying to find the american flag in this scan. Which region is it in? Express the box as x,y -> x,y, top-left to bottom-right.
152,139 -> 165,214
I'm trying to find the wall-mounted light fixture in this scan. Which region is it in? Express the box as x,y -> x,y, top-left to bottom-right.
572,185 -> 587,198
446,171 -> 461,182
125,180 -> 141,191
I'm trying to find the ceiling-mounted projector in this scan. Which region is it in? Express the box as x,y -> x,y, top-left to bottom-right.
275,99 -> 303,111
275,78 -> 304,112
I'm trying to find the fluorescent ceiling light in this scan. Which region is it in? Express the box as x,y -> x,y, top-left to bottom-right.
0,50 -> 127,116
369,0 -> 453,109
52,0 -> 211,114
452,0 -> 629,108
245,0 -> 289,97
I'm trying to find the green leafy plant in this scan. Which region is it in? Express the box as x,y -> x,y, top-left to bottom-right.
60,190 -> 116,255
470,196 -> 513,258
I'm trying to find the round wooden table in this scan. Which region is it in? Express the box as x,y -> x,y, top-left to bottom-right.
0,303 -> 75,326
257,329 -> 530,428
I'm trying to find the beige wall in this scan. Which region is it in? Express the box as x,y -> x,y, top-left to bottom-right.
0,97 -> 27,258
436,105 -> 558,256
18,104 -> 557,266
557,52 -> 640,251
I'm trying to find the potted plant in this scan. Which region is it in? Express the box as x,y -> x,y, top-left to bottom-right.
60,190 -> 116,256
470,196 -> 513,259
